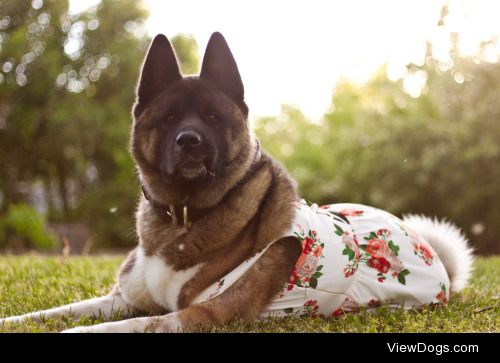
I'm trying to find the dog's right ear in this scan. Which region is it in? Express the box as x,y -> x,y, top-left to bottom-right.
200,32 -> 247,114
133,34 -> 181,118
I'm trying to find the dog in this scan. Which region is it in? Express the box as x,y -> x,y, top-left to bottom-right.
1,33 -> 474,332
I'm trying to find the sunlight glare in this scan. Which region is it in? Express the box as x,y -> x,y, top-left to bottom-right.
70,0 -> 500,119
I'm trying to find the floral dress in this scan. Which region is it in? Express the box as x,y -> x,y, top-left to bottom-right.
193,200 -> 450,318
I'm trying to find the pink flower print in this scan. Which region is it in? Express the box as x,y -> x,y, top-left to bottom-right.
376,228 -> 390,237
303,299 -> 320,317
296,254 -> 320,278
368,257 -> 391,274
339,209 -> 364,217
413,238 -> 435,266
360,229 -> 410,285
365,238 -> 391,258
303,237 -> 314,254
386,254 -> 405,272
435,283 -> 448,306
342,232 -> 359,253
331,297 -> 360,317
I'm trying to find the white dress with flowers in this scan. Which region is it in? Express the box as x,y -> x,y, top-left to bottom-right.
193,200 -> 450,318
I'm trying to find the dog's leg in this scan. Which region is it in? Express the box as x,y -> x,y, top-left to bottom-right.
62,237 -> 300,333
61,314 -> 181,333
1,290 -> 134,325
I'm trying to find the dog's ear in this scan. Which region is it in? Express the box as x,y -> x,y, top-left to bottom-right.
134,34 -> 181,118
200,32 -> 246,111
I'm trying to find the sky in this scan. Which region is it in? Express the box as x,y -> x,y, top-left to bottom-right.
70,0 -> 500,119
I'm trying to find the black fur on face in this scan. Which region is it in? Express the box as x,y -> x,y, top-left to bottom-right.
131,33 -> 255,207
135,78 -> 246,185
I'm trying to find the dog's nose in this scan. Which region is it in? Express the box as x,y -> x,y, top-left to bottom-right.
176,131 -> 202,148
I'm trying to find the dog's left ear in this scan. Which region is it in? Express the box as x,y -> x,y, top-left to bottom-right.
200,32 -> 247,113
134,34 -> 181,118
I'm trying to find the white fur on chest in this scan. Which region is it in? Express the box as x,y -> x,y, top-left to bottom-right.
120,247 -> 202,312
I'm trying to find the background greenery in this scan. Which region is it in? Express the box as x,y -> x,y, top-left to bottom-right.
0,0 -> 499,254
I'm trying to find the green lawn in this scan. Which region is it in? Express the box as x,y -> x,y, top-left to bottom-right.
0,255 -> 498,332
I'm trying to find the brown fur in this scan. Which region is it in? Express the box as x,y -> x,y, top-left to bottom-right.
129,150 -> 300,311
174,237 -> 300,330
118,248 -> 137,276
123,33 -> 302,327
0,33 -> 303,332
138,154 -> 272,264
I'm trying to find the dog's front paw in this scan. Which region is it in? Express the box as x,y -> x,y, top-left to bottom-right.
62,321 -> 128,333
61,319 -> 147,333
1,316 -> 26,325
61,325 -> 96,333
61,314 -> 182,333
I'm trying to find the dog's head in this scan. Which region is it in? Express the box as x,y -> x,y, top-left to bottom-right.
131,32 -> 256,208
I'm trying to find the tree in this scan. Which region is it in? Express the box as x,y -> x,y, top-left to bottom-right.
0,0 -> 202,250
0,0 -> 143,249
256,37 -> 500,254
171,33 -> 199,75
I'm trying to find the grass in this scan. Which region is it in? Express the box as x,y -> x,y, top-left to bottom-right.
0,255 -> 498,333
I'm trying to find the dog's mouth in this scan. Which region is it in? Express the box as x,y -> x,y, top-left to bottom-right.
179,161 -> 208,180
160,150 -> 218,183
176,158 -> 217,181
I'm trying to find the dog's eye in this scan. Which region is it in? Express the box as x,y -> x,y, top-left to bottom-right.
207,114 -> 217,122
166,114 -> 176,122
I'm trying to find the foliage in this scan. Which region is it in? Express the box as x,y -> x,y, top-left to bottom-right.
256,40 -> 500,254
0,0 -> 200,250
0,256 -> 497,332
0,203 -> 57,249
171,33 -> 199,75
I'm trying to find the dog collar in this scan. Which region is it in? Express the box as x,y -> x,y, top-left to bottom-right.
140,185 -> 199,231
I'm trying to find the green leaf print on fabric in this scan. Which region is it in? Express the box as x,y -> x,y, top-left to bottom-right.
343,246 -> 356,261
364,231 -> 378,240
302,300 -> 321,317
312,271 -> 323,279
334,224 -> 344,236
397,269 -> 410,285
339,229 -> 361,278
437,283 -> 448,305
388,240 -> 400,256
342,228 -> 410,285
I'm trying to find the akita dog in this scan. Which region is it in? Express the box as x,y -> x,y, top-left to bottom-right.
1,33 -> 474,332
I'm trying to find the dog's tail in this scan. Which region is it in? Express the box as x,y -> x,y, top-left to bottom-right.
402,214 -> 474,293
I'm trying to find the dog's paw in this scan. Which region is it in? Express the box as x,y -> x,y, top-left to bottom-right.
61,319 -> 144,333
61,321 -> 131,333
61,313 -> 182,333
61,325 -> 95,333
1,316 -> 25,325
